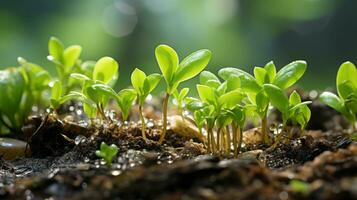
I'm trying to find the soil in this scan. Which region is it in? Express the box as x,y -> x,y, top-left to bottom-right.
1,100 -> 357,200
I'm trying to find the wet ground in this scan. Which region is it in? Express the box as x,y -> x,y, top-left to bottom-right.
1,101 -> 357,200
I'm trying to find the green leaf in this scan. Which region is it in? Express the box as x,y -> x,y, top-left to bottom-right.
226,75 -> 240,92
155,45 -> 179,84
289,90 -> 301,106
218,67 -> 261,93
273,60 -> 307,89
63,45 -> 82,69
146,73 -> 162,92
263,84 -> 289,113
199,71 -> 220,85
51,80 -> 62,101
186,98 -> 204,111
295,105 -> 311,129
18,58 -> 51,91
197,84 -> 217,105
253,67 -> 267,85
337,61 -> 357,88
48,37 -> 64,62
255,90 -> 269,113
93,57 -> 119,85
338,81 -> 357,100
337,62 -> 357,99
0,68 -> 25,116
319,91 -> 344,113
91,84 -> 118,99
96,142 -> 119,166
173,49 -> 211,83
131,68 -> 146,93
264,61 -> 276,82
71,73 -> 91,81
178,88 -> 189,100
218,90 -> 243,109
117,89 -> 136,120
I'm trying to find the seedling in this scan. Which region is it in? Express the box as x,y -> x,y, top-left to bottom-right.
320,61 -> 357,131
155,44 -> 212,144
131,68 -> 162,142
263,84 -> 311,139
0,57 -> 51,133
95,142 -> 119,167
47,37 -> 83,94
70,57 -> 119,120
173,87 -> 189,120
219,60 -> 307,144
186,71 -> 245,156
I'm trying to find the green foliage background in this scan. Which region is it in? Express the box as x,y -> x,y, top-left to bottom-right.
0,0 -> 356,91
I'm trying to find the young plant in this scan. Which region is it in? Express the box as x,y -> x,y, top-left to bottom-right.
218,60 -> 307,144
70,57 -> 119,120
263,84 -> 311,138
47,37 -> 83,94
155,44 -> 212,144
0,57 -> 51,133
131,68 -> 162,142
173,87 -> 189,120
95,142 -> 119,167
320,62 -> 357,131
187,71 -> 245,155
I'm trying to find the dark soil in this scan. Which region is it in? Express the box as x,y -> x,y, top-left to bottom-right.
1,101 -> 357,200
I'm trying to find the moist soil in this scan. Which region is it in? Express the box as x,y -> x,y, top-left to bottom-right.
1,100 -> 357,200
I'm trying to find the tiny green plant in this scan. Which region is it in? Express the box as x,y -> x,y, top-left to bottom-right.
47,37 -> 83,94
320,61 -> 357,131
0,58 -> 51,133
219,60 -> 307,144
264,84 -> 311,140
155,44 -> 212,144
70,57 -> 119,120
186,71 -> 245,157
95,142 -> 119,167
131,68 -> 162,142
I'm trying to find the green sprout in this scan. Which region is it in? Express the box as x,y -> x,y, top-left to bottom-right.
264,84 -> 311,141
173,87 -> 189,120
186,71 -> 245,157
95,142 -> 119,167
0,57 -> 51,133
70,57 -> 119,120
47,37 -> 83,94
219,60 -> 307,145
320,61 -> 357,131
116,89 -> 137,122
131,68 -> 162,142
155,44 -> 212,144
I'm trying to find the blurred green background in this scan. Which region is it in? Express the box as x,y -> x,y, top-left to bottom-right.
1,0 -> 356,91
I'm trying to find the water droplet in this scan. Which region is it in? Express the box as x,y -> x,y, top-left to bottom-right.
309,90 -> 318,99
147,121 -> 154,128
74,135 -> 87,145
69,106 -> 75,112
76,109 -> 83,115
111,170 -> 121,176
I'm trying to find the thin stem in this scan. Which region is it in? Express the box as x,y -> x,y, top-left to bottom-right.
216,127 -> 221,153
159,93 -> 170,144
237,126 -> 242,157
225,126 -> 231,156
207,127 -> 211,153
209,127 -> 216,154
139,104 -> 147,143
261,115 -> 270,145
232,124 -> 238,158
